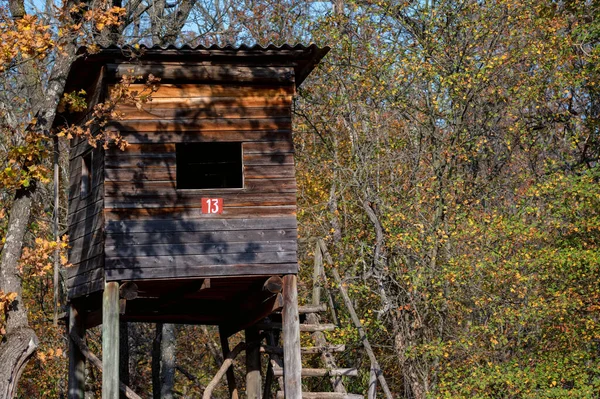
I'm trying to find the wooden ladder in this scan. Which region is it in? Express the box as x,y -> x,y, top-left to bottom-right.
257,240 -> 364,399
258,303 -> 363,399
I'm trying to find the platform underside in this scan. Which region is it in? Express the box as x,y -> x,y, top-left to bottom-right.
70,275 -> 282,334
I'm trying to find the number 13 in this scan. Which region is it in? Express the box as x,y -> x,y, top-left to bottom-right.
202,198 -> 223,214
206,198 -> 219,213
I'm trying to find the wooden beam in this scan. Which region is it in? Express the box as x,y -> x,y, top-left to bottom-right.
245,327 -> 262,399
298,304 -> 327,314
256,322 -> 336,332
272,368 -> 358,377
220,288 -> 281,337
263,276 -> 283,293
218,327 -> 239,399
276,392 -> 363,399
69,330 -> 142,399
68,304 -> 85,399
282,274 -> 302,399
261,344 -> 345,356
203,342 -> 246,399
103,281 -> 120,399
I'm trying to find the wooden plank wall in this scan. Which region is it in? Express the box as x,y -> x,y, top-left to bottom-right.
104,77 -> 299,281
67,137 -> 105,298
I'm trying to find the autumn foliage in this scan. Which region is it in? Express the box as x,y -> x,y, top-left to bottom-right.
0,0 -> 599,398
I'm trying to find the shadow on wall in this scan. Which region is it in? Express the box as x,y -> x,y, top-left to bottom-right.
70,63 -> 299,291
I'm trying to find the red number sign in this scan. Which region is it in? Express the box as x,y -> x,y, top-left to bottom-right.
202,198 -> 223,214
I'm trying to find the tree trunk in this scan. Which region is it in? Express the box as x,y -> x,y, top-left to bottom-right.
152,323 -> 176,399
0,187 -> 38,399
160,324 -> 176,399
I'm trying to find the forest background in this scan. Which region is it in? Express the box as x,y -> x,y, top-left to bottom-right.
0,0 -> 599,398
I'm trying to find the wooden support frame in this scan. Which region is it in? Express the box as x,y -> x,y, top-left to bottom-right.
245,326 -> 262,399
103,281 -> 120,399
282,274 -> 302,399
218,327 -> 239,399
68,304 -> 86,399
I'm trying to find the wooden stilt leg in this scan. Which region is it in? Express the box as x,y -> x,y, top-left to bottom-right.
282,274 -> 302,399
219,326 -> 239,399
103,281 -> 120,399
68,304 -> 86,399
119,321 -> 129,399
245,326 -> 262,399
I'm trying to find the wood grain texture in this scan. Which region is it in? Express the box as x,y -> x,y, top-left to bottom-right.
102,282 -> 120,399
107,63 -> 294,84
66,78 -> 299,285
106,228 -> 297,246
105,117 -> 291,133
106,217 -> 297,233
282,274 -> 302,399
111,84 -> 294,98
105,263 -> 297,281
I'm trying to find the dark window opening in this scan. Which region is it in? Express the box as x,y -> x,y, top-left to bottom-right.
176,142 -> 243,189
80,151 -> 92,197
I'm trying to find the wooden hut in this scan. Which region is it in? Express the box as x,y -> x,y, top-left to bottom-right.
60,44 -> 329,399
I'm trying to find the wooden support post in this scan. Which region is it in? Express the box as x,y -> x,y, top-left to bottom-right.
103,281 -> 120,399
218,326 -> 239,399
119,322 -> 129,399
68,304 -> 86,399
282,274 -> 302,399
368,364 -> 377,399
245,326 -> 262,399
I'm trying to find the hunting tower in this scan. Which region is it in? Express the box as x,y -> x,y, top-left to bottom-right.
60,44 -> 329,399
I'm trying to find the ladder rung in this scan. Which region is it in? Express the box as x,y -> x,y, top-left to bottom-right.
272,367 -> 358,377
302,344 -> 346,353
298,304 -> 327,314
277,392 -> 363,399
256,322 -> 336,332
261,344 -> 346,355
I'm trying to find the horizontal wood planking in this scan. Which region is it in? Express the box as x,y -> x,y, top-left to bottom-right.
67,252 -> 105,280
112,84 -> 294,98
133,96 -> 292,109
105,263 -> 297,281
68,197 -> 104,224
109,130 -> 293,144
105,165 -> 295,182
106,228 -> 297,246
106,251 -> 297,269
69,211 -> 104,241
106,217 -> 297,234
106,63 -> 295,84
106,205 -> 296,220
105,118 -> 291,133
67,137 -> 104,299
114,104 -> 290,120
69,184 -> 105,215
107,141 -> 294,155
104,193 -> 296,209
104,179 -> 296,196
105,241 -> 297,258
68,230 -> 104,266
68,276 -> 104,299
104,153 -> 294,168
69,133 -> 105,160
66,254 -> 104,296
67,267 -> 104,288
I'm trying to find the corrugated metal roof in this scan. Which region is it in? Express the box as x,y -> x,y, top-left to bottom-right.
96,43 -> 326,52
